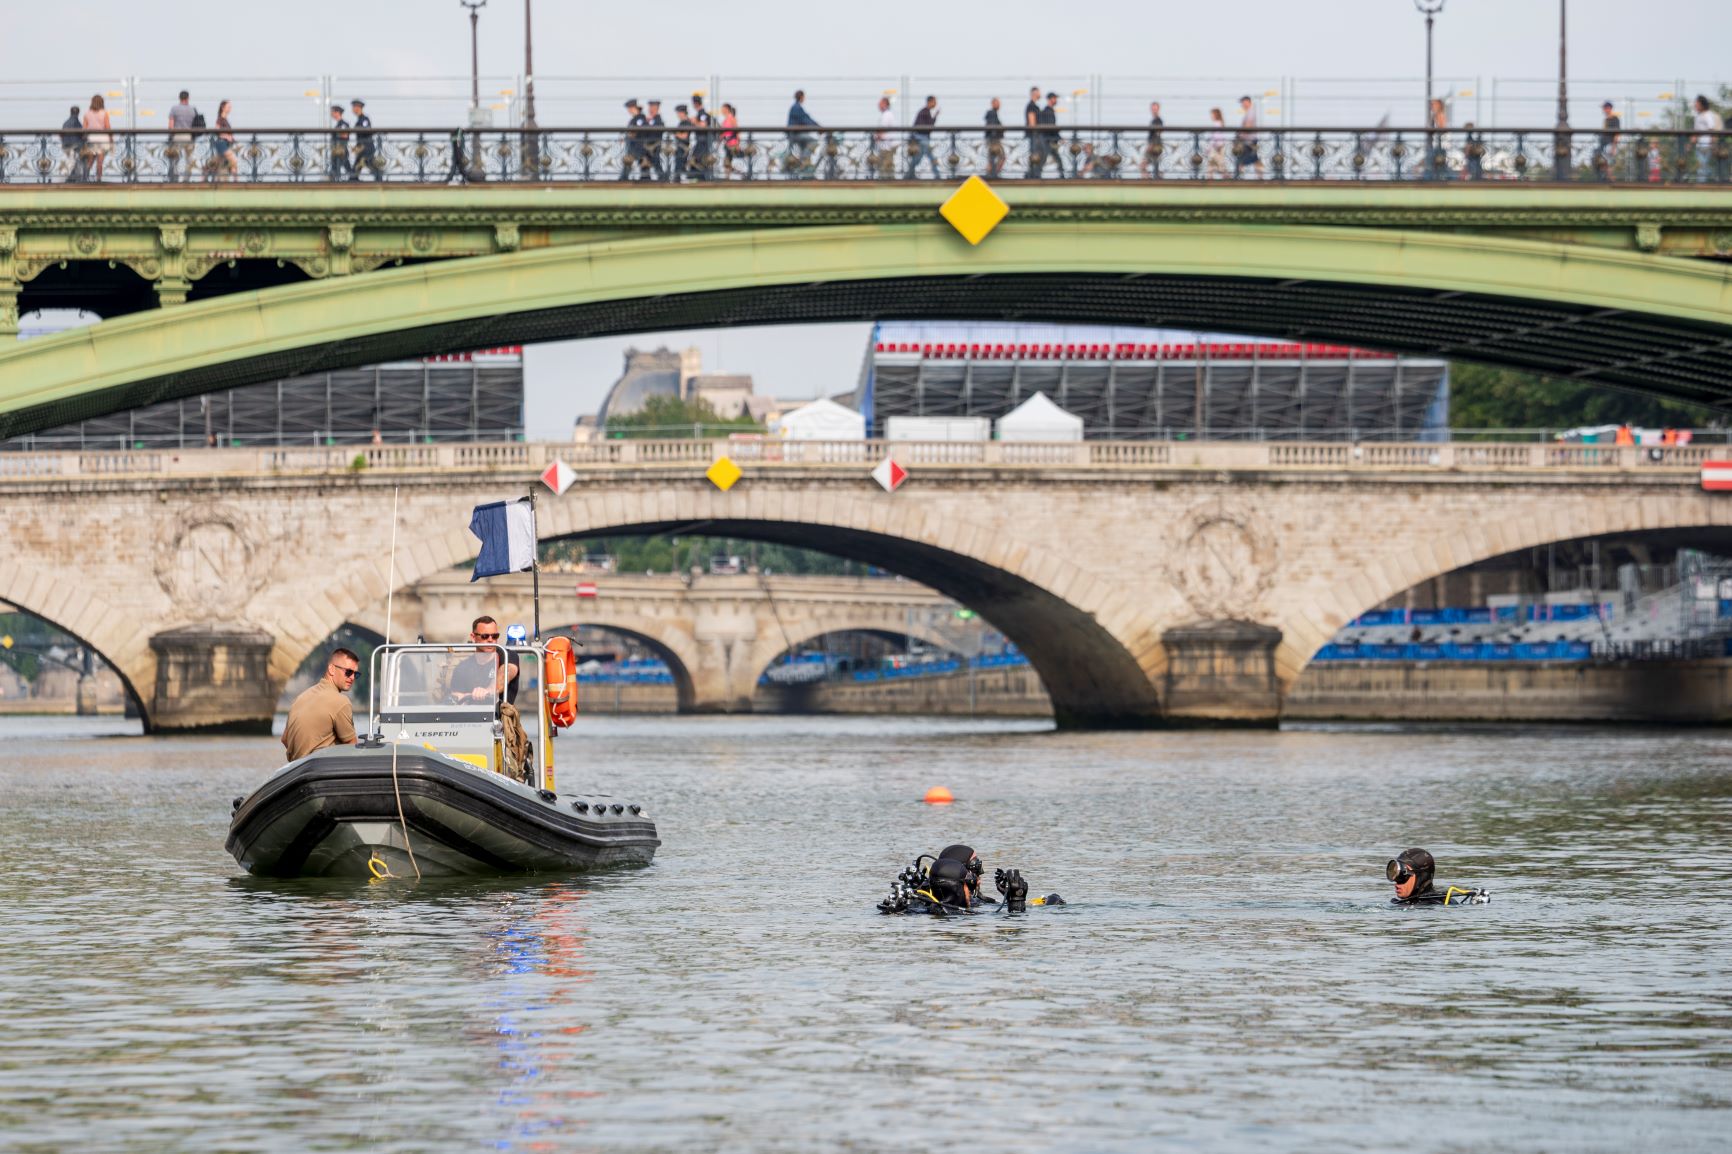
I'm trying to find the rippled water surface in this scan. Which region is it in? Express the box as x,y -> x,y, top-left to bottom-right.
2,715 -> 1730,1152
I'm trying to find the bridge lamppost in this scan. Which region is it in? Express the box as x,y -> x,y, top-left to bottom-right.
460,0 -> 486,114
460,0 -> 487,182
1414,0 -> 1445,128
522,0 -> 539,179
1555,0 -> 1571,180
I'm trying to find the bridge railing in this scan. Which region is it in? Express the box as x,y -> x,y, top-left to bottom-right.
2,126 -> 1727,186
0,439 -> 1717,480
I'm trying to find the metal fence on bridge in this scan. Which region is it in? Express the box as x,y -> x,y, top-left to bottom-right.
3,126 -> 1727,185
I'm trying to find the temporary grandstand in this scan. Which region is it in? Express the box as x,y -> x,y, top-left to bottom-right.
851,322 -> 1449,441
5,347 -> 525,449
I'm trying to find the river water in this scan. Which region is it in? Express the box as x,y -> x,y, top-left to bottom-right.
1,714 -> 1729,1152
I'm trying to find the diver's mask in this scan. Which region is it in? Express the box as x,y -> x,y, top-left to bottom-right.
1386,858 -> 1414,883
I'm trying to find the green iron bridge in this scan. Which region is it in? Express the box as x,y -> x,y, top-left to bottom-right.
1,160 -> 1730,439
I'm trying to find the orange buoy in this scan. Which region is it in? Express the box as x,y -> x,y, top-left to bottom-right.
923,786 -> 954,805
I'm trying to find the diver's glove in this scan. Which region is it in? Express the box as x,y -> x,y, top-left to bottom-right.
995,868 -> 1029,912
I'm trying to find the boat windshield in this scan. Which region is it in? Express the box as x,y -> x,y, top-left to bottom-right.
375,645 -> 504,715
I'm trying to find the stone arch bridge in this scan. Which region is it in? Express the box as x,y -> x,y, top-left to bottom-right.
350,569 -> 965,714
0,438 -> 1721,731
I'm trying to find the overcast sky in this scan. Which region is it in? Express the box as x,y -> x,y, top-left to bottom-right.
8,0 -> 1726,437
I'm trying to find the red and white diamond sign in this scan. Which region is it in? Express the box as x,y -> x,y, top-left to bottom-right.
1702,460 -> 1732,491
541,457 -> 576,496
871,457 -> 908,493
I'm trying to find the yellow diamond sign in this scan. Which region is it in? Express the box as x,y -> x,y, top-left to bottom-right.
940,176 -> 1009,245
706,455 -> 742,491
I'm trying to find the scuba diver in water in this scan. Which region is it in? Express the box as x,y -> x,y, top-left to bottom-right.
877,843 -> 1065,915
1387,847 -> 1488,906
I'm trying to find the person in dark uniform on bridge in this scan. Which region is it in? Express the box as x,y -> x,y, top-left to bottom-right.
1387,847 -> 1488,906
621,99 -> 650,181
350,99 -> 379,180
644,99 -> 667,181
688,93 -> 714,180
327,104 -> 352,181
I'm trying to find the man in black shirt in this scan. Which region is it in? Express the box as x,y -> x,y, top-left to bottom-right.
984,97 -> 1005,178
689,93 -> 714,179
62,105 -> 87,183
446,615 -> 521,705
906,95 -> 940,179
1141,100 -> 1164,179
1023,86 -> 1043,176
1597,100 -> 1621,180
443,615 -> 530,781
1037,91 -> 1066,178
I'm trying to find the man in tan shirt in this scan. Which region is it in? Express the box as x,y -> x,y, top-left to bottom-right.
281,647 -> 360,762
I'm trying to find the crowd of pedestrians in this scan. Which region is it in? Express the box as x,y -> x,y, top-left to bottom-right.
41,83 -> 1731,184
55,89 -> 376,183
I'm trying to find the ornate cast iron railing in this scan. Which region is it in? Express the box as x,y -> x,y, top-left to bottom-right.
1,126 -> 1727,186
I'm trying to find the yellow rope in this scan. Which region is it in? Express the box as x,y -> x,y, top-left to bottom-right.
388,739 -> 421,881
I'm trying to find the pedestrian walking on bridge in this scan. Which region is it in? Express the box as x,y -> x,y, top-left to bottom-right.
984,97 -> 1006,178
786,89 -> 819,177
82,95 -> 112,183
61,105 -> 86,183
351,99 -> 380,180
906,95 -> 940,179
167,90 -> 201,182
327,104 -> 352,181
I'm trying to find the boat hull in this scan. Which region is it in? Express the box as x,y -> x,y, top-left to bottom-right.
227,747 -> 659,878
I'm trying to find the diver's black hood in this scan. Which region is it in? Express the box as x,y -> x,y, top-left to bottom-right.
1396,847 -> 1436,894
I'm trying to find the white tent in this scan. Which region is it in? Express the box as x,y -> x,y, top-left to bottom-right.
775,398 -> 866,441
994,392 -> 1084,442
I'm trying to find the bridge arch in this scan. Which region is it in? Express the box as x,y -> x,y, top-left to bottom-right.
293,489 -> 1166,727
1277,495 -> 1732,683
543,619 -> 701,714
748,622 -> 972,692
7,217 -> 1732,435
0,569 -> 149,722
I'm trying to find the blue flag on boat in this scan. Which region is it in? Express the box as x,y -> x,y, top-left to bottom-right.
469,498 -> 536,581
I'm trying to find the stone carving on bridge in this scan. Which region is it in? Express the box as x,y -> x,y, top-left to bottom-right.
154,504 -> 269,618
1167,497 -> 1277,620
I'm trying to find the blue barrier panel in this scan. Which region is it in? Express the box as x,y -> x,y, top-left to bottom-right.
1314,640 -> 1592,662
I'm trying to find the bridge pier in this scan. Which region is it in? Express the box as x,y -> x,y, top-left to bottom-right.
1160,621 -> 1284,728
147,626 -> 279,734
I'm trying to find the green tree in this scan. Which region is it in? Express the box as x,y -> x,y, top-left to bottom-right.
544,536 -> 866,576
604,396 -> 761,439
1448,362 -> 1718,432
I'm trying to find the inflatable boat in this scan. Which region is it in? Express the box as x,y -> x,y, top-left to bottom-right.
228,641 -> 659,878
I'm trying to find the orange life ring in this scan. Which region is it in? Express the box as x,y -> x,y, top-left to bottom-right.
544,636 -> 578,728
